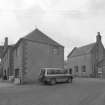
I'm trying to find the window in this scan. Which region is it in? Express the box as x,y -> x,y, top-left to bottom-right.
52,47 -> 59,55
15,69 -> 19,78
16,48 -> 17,56
74,66 -> 78,72
82,65 -> 86,72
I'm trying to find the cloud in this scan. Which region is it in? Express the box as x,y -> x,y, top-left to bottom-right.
88,0 -> 105,11
0,10 -> 20,44
0,0 -> 14,10
22,0 -> 58,10
44,0 -> 105,19
0,0 -> 105,58
78,0 -> 105,15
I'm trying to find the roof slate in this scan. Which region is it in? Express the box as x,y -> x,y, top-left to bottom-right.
68,43 -> 96,57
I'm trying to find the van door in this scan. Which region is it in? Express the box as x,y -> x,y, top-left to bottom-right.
56,70 -> 68,82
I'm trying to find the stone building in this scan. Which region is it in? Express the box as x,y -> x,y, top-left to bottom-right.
2,28 -> 64,84
0,45 -> 4,77
97,59 -> 105,78
67,32 -> 105,77
1,37 -> 14,79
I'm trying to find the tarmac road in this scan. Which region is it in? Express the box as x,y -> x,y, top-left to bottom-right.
0,78 -> 105,105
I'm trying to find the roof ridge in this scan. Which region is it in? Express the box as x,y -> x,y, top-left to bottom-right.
23,28 -> 64,47
77,42 -> 96,49
68,42 -> 96,58
68,47 -> 77,57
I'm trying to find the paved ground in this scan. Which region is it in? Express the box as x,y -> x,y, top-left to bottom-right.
0,78 -> 105,105
0,81 -> 14,88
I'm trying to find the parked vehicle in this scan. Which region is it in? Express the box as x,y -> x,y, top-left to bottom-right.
39,68 -> 73,85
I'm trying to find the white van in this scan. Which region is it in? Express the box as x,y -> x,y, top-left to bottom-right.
39,68 -> 73,85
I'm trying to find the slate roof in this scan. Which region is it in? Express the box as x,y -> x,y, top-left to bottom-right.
23,28 -> 64,47
68,43 -> 96,57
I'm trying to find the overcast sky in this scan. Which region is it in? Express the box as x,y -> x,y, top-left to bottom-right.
0,0 -> 105,59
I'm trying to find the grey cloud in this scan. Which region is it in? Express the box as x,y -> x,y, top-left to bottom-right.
88,0 -> 105,14
56,0 -> 105,19
14,5 -> 45,29
62,10 -> 85,19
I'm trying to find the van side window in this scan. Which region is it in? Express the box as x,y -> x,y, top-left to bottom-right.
63,70 -> 68,74
47,69 -> 68,75
47,70 -> 55,74
53,70 -> 68,74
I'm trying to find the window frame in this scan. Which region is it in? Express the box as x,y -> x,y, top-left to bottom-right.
82,65 -> 86,72
74,66 -> 78,72
52,46 -> 59,55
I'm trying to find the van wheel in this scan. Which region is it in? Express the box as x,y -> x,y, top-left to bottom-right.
50,79 -> 56,85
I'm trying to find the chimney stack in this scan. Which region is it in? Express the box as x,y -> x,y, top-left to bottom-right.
4,37 -> 8,50
96,32 -> 101,43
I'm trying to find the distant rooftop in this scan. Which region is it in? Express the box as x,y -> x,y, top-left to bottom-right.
68,43 -> 96,57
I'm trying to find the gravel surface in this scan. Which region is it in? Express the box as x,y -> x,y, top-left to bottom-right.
0,78 -> 105,105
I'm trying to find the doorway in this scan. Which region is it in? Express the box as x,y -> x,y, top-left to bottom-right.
15,68 -> 20,78
4,70 -> 7,80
